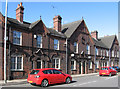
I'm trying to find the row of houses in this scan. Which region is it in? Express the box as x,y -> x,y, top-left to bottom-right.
0,2 -> 119,80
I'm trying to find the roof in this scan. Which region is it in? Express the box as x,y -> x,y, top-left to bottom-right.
62,20 -> 82,38
100,35 -> 116,49
93,35 -> 116,49
7,17 -> 30,29
29,20 -> 41,29
47,28 -> 66,38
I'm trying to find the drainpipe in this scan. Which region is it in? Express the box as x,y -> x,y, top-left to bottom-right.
66,38 -> 68,74
94,46 -> 96,72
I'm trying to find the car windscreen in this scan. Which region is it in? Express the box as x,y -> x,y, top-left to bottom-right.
30,70 -> 39,74
101,68 -> 108,70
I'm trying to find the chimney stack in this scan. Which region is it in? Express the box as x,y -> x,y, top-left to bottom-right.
53,15 -> 62,32
16,2 -> 24,22
91,31 -> 98,40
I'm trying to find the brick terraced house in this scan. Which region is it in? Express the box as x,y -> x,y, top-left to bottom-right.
0,2 -> 119,80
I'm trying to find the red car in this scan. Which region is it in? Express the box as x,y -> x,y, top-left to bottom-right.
99,66 -> 117,76
27,68 -> 72,87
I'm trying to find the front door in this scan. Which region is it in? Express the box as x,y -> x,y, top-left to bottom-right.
79,62 -> 81,74
83,61 -> 85,74
37,61 -> 42,69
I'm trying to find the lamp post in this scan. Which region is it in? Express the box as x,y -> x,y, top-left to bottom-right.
4,0 -> 8,83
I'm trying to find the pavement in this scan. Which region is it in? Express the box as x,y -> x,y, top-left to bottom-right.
0,72 -> 99,86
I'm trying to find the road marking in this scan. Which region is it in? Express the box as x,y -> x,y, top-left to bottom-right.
105,76 -> 117,80
72,81 -> 97,86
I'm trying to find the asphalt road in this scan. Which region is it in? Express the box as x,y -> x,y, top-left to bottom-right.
2,74 -> 119,88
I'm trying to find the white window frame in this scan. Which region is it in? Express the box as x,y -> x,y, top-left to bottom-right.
87,45 -> 90,54
112,50 -> 114,57
96,61 -> 99,68
74,42 -> 78,53
111,61 -> 113,66
11,55 -> 23,71
89,61 -> 92,69
54,39 -> 59,50
37,35 -> 42,48
53,58 -> 60,69
96,48 -> 98,55
117,51 -> 119,57
13,30 -> 22,45
101,49 -> 102,56
71,59 -> 76,70
106,50 -> 109,56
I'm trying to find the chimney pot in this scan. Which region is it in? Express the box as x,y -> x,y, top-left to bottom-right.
91,30 -> 98,40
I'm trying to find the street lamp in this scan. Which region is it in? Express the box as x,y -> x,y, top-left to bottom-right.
4,0 -> 8,83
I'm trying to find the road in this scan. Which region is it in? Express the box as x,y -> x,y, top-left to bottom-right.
2,74 -> 119,88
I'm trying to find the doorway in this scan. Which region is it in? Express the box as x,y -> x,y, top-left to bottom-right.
79,62 -> 81,74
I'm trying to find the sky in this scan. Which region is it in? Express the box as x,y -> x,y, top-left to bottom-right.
1,1 -> 119,38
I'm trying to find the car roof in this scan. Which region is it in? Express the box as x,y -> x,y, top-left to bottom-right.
32,68 -> 58,71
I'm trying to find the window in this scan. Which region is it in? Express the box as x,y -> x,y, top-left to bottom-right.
112,50 -> 114,57
96,48 -> 98,55
96,61 -> 99,68
37,35 -> 42,48
111,61 -> 113,66
43,70 -> 53,74
53,58 -> 60,69
117,51 -> 119,57
89,61 -> 92,69
54,39 -> 59,50
53,70 -> 62,74
13,31 -> 22,45
30,70 -> 39,74
106,50 -> 109,56
101,49 -> 102,56
71,59 -> 76,70
11,55 -> 23,71
74,42 -> 78,53
86,45 -> 90,54
103,50 -> 105,56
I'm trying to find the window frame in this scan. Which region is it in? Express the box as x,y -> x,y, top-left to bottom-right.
54,39 -> 59,50
36,35 -> 42,48
86,45 -> 90,54
13,30 -> 22,45
71,59 -> 76,70
89,61 -> 92,69
74,42 -> 78,53
53,58 -> 60,69
11,55 -> 23,71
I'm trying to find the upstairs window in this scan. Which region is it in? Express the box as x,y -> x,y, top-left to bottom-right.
54,39 -> 59,50
103,50 -> 105,56
37,35 -> 42,48
13,31 -> 22,45
74,42 -> 78,53
106,50 -> 109,56
86,45 -> 90,54
96,48 -> 98,55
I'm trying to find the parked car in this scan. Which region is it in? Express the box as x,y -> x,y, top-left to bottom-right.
99,66 -> 117,77
112,66 -> 120,72
27,68 -> 72,87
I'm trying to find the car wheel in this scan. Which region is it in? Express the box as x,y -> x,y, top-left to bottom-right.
109,73 -> 111,77
66,77 -> 71,84
41,79 -> 49,87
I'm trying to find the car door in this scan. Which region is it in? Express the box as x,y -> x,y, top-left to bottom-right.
53,69 -> 65,83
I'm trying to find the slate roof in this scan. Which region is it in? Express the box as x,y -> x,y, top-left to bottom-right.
47,28 -> 66,38
92,35 -> 116,49
7,17 -> 30,29
62,20 -> 82,38
99,35 -> 116,49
